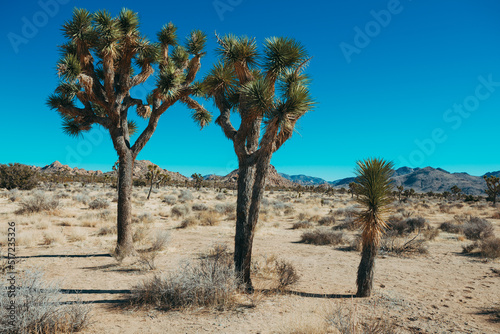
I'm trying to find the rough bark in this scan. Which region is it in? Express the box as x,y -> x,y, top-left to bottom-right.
356,242 -> 377,297
234,151 -> 273,292
115,151 -> 135,258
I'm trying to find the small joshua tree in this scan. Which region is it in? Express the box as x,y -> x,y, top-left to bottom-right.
47,8 -> 211,258
191,173 -> 204,190
146,164 -> 162,200
354,158 -> 394,297
484,175 -> 500,204
451,185 -> 462,200
202,34 -> 314,291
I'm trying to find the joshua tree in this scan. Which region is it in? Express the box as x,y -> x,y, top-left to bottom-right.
146,164 -> 162,200
396,185 -> 404,202
354,158 -> 394,297
450,185 -> 462,200
202,34 -> 313,291
47,8 -> 211,258
484,175 -> 500,204
191,173 -> 204,190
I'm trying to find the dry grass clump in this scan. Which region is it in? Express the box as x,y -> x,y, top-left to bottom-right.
387,216 -> 427,236
97,225 -> 116,236
178,189 -> 194,202
178,211 -> 221,228
68,229 -> 87,242
135,212 -> 155,224
462,237 -> 500,259
214,202 -> 235,215
215,193 -> 226,201
462,217 -> 494,240
17,230 -> 39,247
15,192 -> 59,215
251,254 -> 300,290
332,217 -> 358,231
137,232 -> 170,271
178,216 -> 198,229
42,231 -> 65,246
129,245 -> 238,310
325,301 -> 397,334
0,270 -> 92,334
73,194 -> 90,205
8,189 -> 20,202
292,221 -> 313,229
318,215 -> 336,226
300,229 -> 346,246
88,198 -> 109,210
439,221 -> 463,234
171,204 -> 190,218
162,195 -> 177,205
380,233 -> 428,255
192,203 -> 209,211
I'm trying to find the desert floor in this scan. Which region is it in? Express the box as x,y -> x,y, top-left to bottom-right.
1,183 -> 499,333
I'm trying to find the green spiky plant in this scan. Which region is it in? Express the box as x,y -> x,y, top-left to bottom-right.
484,175 -> 500,204
354,158 -> 394,297
47,8 -> 211,258
202,34 -> 314,291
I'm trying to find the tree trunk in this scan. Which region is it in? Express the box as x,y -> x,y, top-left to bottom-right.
115,151 -> 135,259
356,242 -> 377,297
147,178 -> 153,200
234,158 -> 255,290
234,153 -> 272,292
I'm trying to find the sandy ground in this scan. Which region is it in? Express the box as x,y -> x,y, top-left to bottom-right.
1,184 -> 499,333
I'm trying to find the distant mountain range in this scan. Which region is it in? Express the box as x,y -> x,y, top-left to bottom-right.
6,161 -> 498,195
280,167 -> 497,195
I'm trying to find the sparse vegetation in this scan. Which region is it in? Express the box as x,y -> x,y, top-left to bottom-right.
15,191 -> 59,215
300,229 -> 346,246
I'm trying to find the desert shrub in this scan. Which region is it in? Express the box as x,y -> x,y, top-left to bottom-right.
348,234 -> 363,252
73,194 -> 90,205
380,234 -> 428,255
171,204 -> 190,218
479,237 -> 500,259
318,215 -> 336,226
192,203 -> 209,211
15,191 -> 59,214
422,227 -> 440,241
88,198 -> 109,210
273,201 -> 287,211
284,206 -> 295,216
463,217 -> 494,240
97,225 -> 116,236
178,189 -> 194,202
214,202 -> 235,215
135,212 -> 154,224
300,229 -> 346,246
215,193 -> 226,201
332,217 -> 358,231
133,179 -> 147,187
179,216 -> 198,229
162,195 -> 177,205
275,260 -> 299,289
8,189 -> 20,202
439,222 -> 463,234
130,246 -> 237,310
0,163 -> 39,190
133,226 -> 149,243
462,242 -> 479,254
326,302 -> 397,334
151,231 -> 170,252
198,211 -> 221,226
388,217 -> 426,236
0,270 -> 92,333
292,221 -> 313,229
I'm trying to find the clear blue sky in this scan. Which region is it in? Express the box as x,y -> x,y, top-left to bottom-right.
1,0 -> 499,180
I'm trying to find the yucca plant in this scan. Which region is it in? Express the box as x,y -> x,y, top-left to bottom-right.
202,35 -> 314,291
47,8 -> 211,258
354,158 -> 394,297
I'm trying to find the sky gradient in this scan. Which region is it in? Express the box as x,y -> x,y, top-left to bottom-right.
1,0 -> 499,181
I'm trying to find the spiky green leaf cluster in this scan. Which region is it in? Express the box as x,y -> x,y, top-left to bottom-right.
57,54 -> 81,81
191,108 -> 213,129
62,8 -> 96,43
186,30 -> 207,55
118,8 -> 140,37
216,34 -> 258,67
170,46 -> 189,68
157,22 -> 177,47
93,10 -> 122,56
263,37 -> 308,76
157,63 -> 185,98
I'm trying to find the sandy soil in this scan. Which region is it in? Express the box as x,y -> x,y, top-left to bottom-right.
1,184 -> 499,333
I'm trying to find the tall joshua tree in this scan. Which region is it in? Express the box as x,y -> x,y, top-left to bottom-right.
484,175 -> 500,204
354,158 -> 394,297
47,8 -> 211,258
202,34 -> 314,291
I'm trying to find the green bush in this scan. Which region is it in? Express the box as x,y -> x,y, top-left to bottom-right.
0,163 -> 38,190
